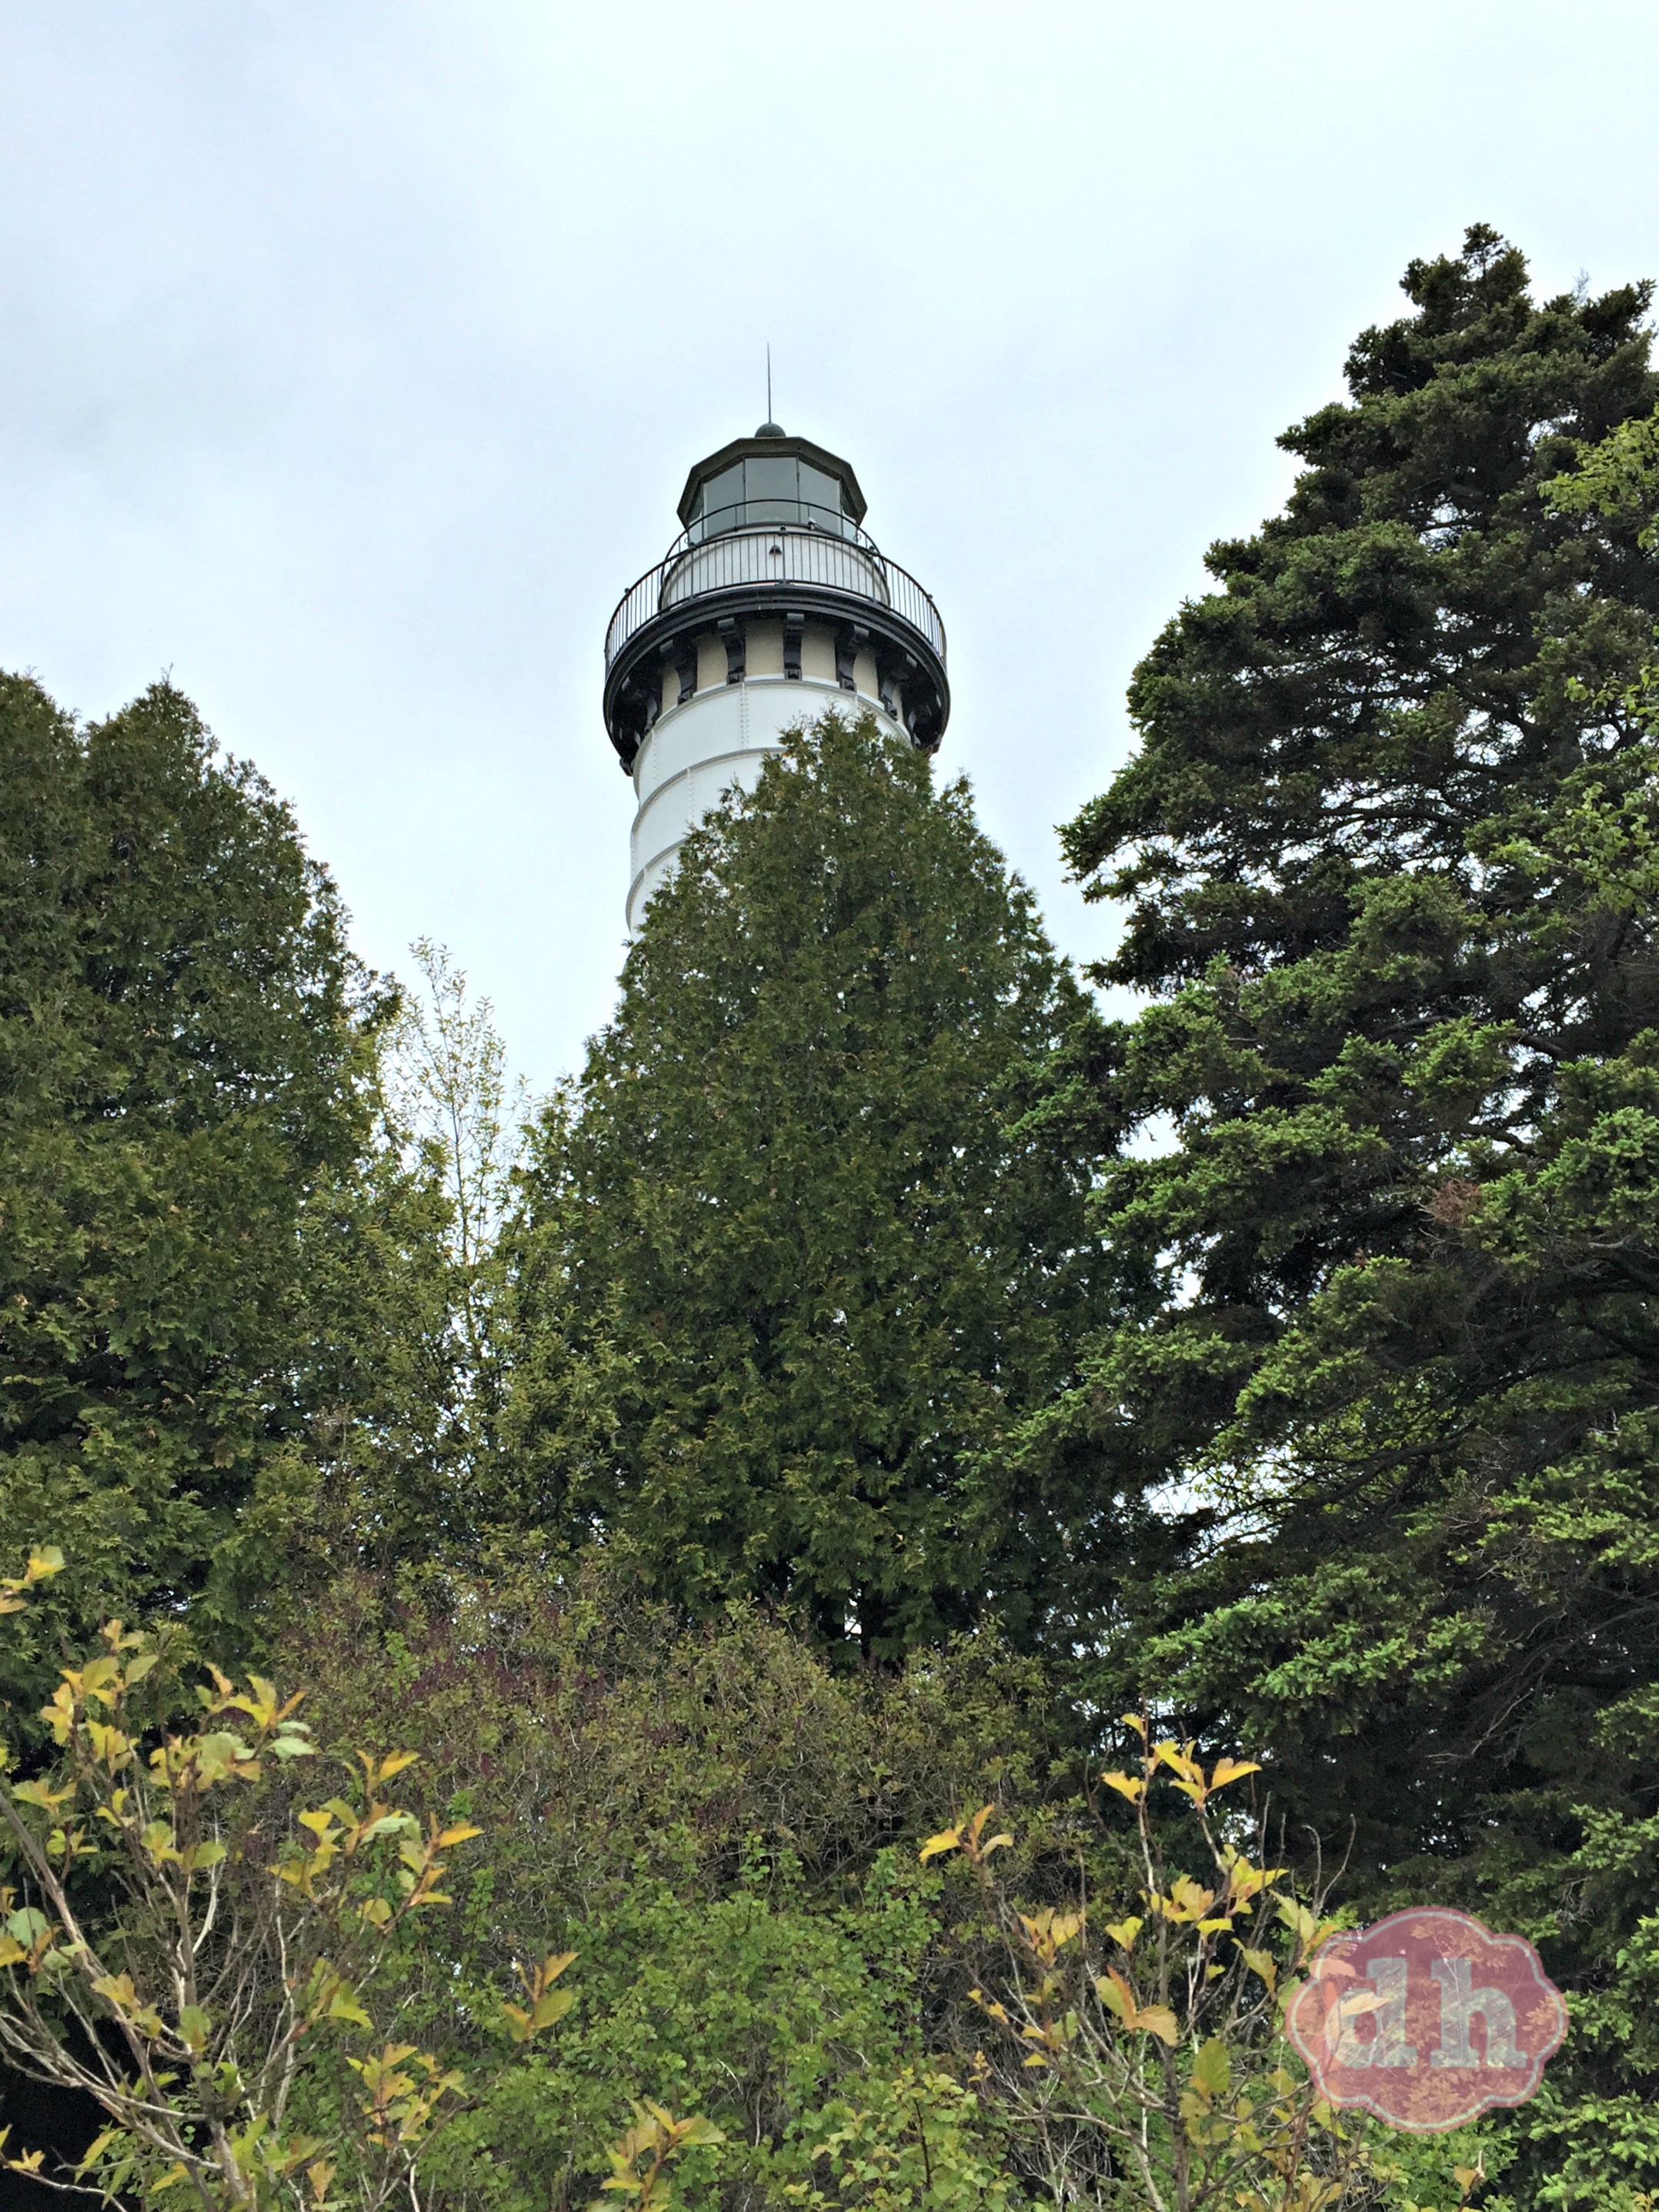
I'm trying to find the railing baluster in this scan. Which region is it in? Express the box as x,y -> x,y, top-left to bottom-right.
606,523 -> 944,671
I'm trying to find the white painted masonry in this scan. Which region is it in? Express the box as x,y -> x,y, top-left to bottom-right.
626,657 -> 903,934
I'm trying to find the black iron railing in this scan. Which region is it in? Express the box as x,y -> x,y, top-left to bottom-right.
605,522 -> 946,671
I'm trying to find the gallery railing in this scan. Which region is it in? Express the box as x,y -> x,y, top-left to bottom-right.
605,522 -> 946,669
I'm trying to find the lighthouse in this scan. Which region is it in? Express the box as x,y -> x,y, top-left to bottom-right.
603,422 -> 950,933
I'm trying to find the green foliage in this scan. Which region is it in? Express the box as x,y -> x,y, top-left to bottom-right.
783,2067 -> 1017,2212
919,1727 -> 1396,2212
273,1558 -> 1056,1926
0,1590 -> 538,2211
504,711 -> 1110,1658
344,936 -> 529,1563
14,227 -> 1659,2211
1546,398 -> 1659,551
426,1868 -> 946,2212
1043,227 -> 1659,2204
1064,225 -> 1656,982
382,936 -> 525,1395
0,1566 -> 763,2212
261,1566 -> 1045,2212
0,675 -> 462,1710
0,675 -> 519,1711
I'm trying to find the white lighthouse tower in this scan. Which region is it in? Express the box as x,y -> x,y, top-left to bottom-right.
603,422 -> 950,933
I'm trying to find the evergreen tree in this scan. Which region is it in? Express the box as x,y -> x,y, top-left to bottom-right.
1044,231 -> 1659,2201
505,712 -> 1107,1658
0,676 -> 456,1706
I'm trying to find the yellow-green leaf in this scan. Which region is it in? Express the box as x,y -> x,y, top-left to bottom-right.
1208,1758 -> 1261,1794
369,1751 -> 419,1782
1097,1968 -> 1130,2021
1239,1947 -> 1277,1992
75,2129 -> 122,2174
11,1780 -> 73,1814
327,1985 -> 372,2029
1097,1968 -> 1180,2046
1192,2037 -> 1230,2097
1153,1740 -> 1203,1787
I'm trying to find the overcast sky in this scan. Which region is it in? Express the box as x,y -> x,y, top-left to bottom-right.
2,2 -> 1655,1090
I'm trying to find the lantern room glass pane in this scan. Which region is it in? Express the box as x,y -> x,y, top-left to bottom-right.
799,463 -> 847,534
699,465 -> 745,535
741,455 -> 796,525
690,452 -> 856,540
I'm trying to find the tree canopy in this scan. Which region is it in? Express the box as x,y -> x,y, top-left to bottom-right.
504,712 -> 1110,1659
1043,226 -> 1659,2204
6,223 -> 1659,2212
0,676 -> 453,1709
